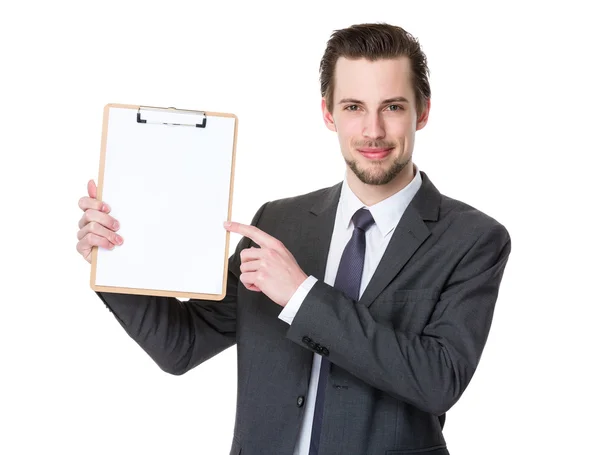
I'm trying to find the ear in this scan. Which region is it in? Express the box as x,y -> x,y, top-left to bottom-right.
416,98 -> 431,131
321,98 -> 337,132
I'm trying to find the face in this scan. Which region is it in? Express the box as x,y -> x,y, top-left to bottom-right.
322,56 -> 430,186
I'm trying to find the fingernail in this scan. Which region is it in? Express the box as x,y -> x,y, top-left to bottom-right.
224,221 -> 231,227
103,204 -> 110,212
116,235 -> 123,244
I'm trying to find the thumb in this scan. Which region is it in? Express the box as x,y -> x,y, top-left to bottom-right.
88,179 -> 97,199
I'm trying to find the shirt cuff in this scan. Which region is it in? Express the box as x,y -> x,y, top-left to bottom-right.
278,275 -> 318,325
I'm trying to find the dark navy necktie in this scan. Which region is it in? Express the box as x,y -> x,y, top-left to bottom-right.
308,207 -> 375,455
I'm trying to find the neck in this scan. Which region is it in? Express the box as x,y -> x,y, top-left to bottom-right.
346,162 -> 416,206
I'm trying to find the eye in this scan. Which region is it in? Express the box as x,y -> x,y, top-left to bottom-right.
345,104 -> 360,111
387,104 -> 404,111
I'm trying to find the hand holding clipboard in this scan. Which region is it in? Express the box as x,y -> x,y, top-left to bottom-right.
77,179 -> 123,261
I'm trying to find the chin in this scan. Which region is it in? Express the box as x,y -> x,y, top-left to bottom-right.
351,165 -> 397,186
346,153 -> 411,186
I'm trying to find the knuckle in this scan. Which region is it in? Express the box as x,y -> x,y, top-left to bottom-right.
86,233 -> 99,245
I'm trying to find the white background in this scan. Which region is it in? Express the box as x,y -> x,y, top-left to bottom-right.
1,1 -> 598,454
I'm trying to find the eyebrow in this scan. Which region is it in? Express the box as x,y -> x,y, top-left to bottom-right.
338,97 -> 410,105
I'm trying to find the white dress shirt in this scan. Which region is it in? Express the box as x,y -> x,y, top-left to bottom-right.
278,164 -> 423,455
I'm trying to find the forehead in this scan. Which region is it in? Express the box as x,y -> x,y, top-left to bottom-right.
333,56 -> 414,102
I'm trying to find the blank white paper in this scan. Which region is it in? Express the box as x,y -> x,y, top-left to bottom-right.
94,106 -> 235,295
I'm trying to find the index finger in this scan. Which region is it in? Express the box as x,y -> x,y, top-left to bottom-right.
224,221 -> 278,249
78,196 -> 111,213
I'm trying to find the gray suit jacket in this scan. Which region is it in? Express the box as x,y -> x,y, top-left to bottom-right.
96,170 -> 511,455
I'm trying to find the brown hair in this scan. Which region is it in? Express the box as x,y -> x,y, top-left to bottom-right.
319,23 -> 431,116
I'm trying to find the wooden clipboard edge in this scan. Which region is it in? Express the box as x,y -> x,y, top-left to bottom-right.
92,284 -> 228,301
90,103 -> 237,302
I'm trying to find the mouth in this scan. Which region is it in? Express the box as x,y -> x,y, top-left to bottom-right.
357,147 -> 393,160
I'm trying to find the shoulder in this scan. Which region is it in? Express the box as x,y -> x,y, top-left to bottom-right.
437,193 -> 511,249
260,183 -> 340,215
245,183 -> 340,231
416,170 -> 509,241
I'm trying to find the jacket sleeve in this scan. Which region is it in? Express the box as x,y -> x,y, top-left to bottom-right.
285,223 -> 511,415
95,202 -> 268,375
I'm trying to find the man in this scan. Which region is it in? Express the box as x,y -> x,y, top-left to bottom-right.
76,23 -> 511,455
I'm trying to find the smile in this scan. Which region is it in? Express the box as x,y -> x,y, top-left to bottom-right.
358,148 -> 393,160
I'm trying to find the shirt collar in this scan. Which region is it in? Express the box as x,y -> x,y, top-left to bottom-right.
339,163 -> 423,238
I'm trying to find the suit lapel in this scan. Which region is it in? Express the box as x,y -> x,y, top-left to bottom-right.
358,204 -> 430,307
302,182 -> 342,281
360,171 -> 441,307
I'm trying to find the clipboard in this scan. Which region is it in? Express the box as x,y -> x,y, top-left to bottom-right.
90,103 -> 238,301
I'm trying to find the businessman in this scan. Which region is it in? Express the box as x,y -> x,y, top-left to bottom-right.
76,23 -> 511,455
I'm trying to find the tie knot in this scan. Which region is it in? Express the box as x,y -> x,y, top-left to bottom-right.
352,208 -> 375,231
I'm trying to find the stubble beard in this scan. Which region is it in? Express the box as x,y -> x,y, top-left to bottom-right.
345,149 -> 412,186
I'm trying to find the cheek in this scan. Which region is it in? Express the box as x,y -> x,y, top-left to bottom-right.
385,122 -> 414,146
384,116 -> 411,134
336,118 -> 362,141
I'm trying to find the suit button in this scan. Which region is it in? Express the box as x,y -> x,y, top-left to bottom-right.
315,345 -> 323,354
308,341 -> 317,350
321,347 -> 329,356
297,396 -> 305,407
302,336 -> 311,345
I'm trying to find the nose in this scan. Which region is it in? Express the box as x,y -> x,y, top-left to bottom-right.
362,111 -> 385,140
